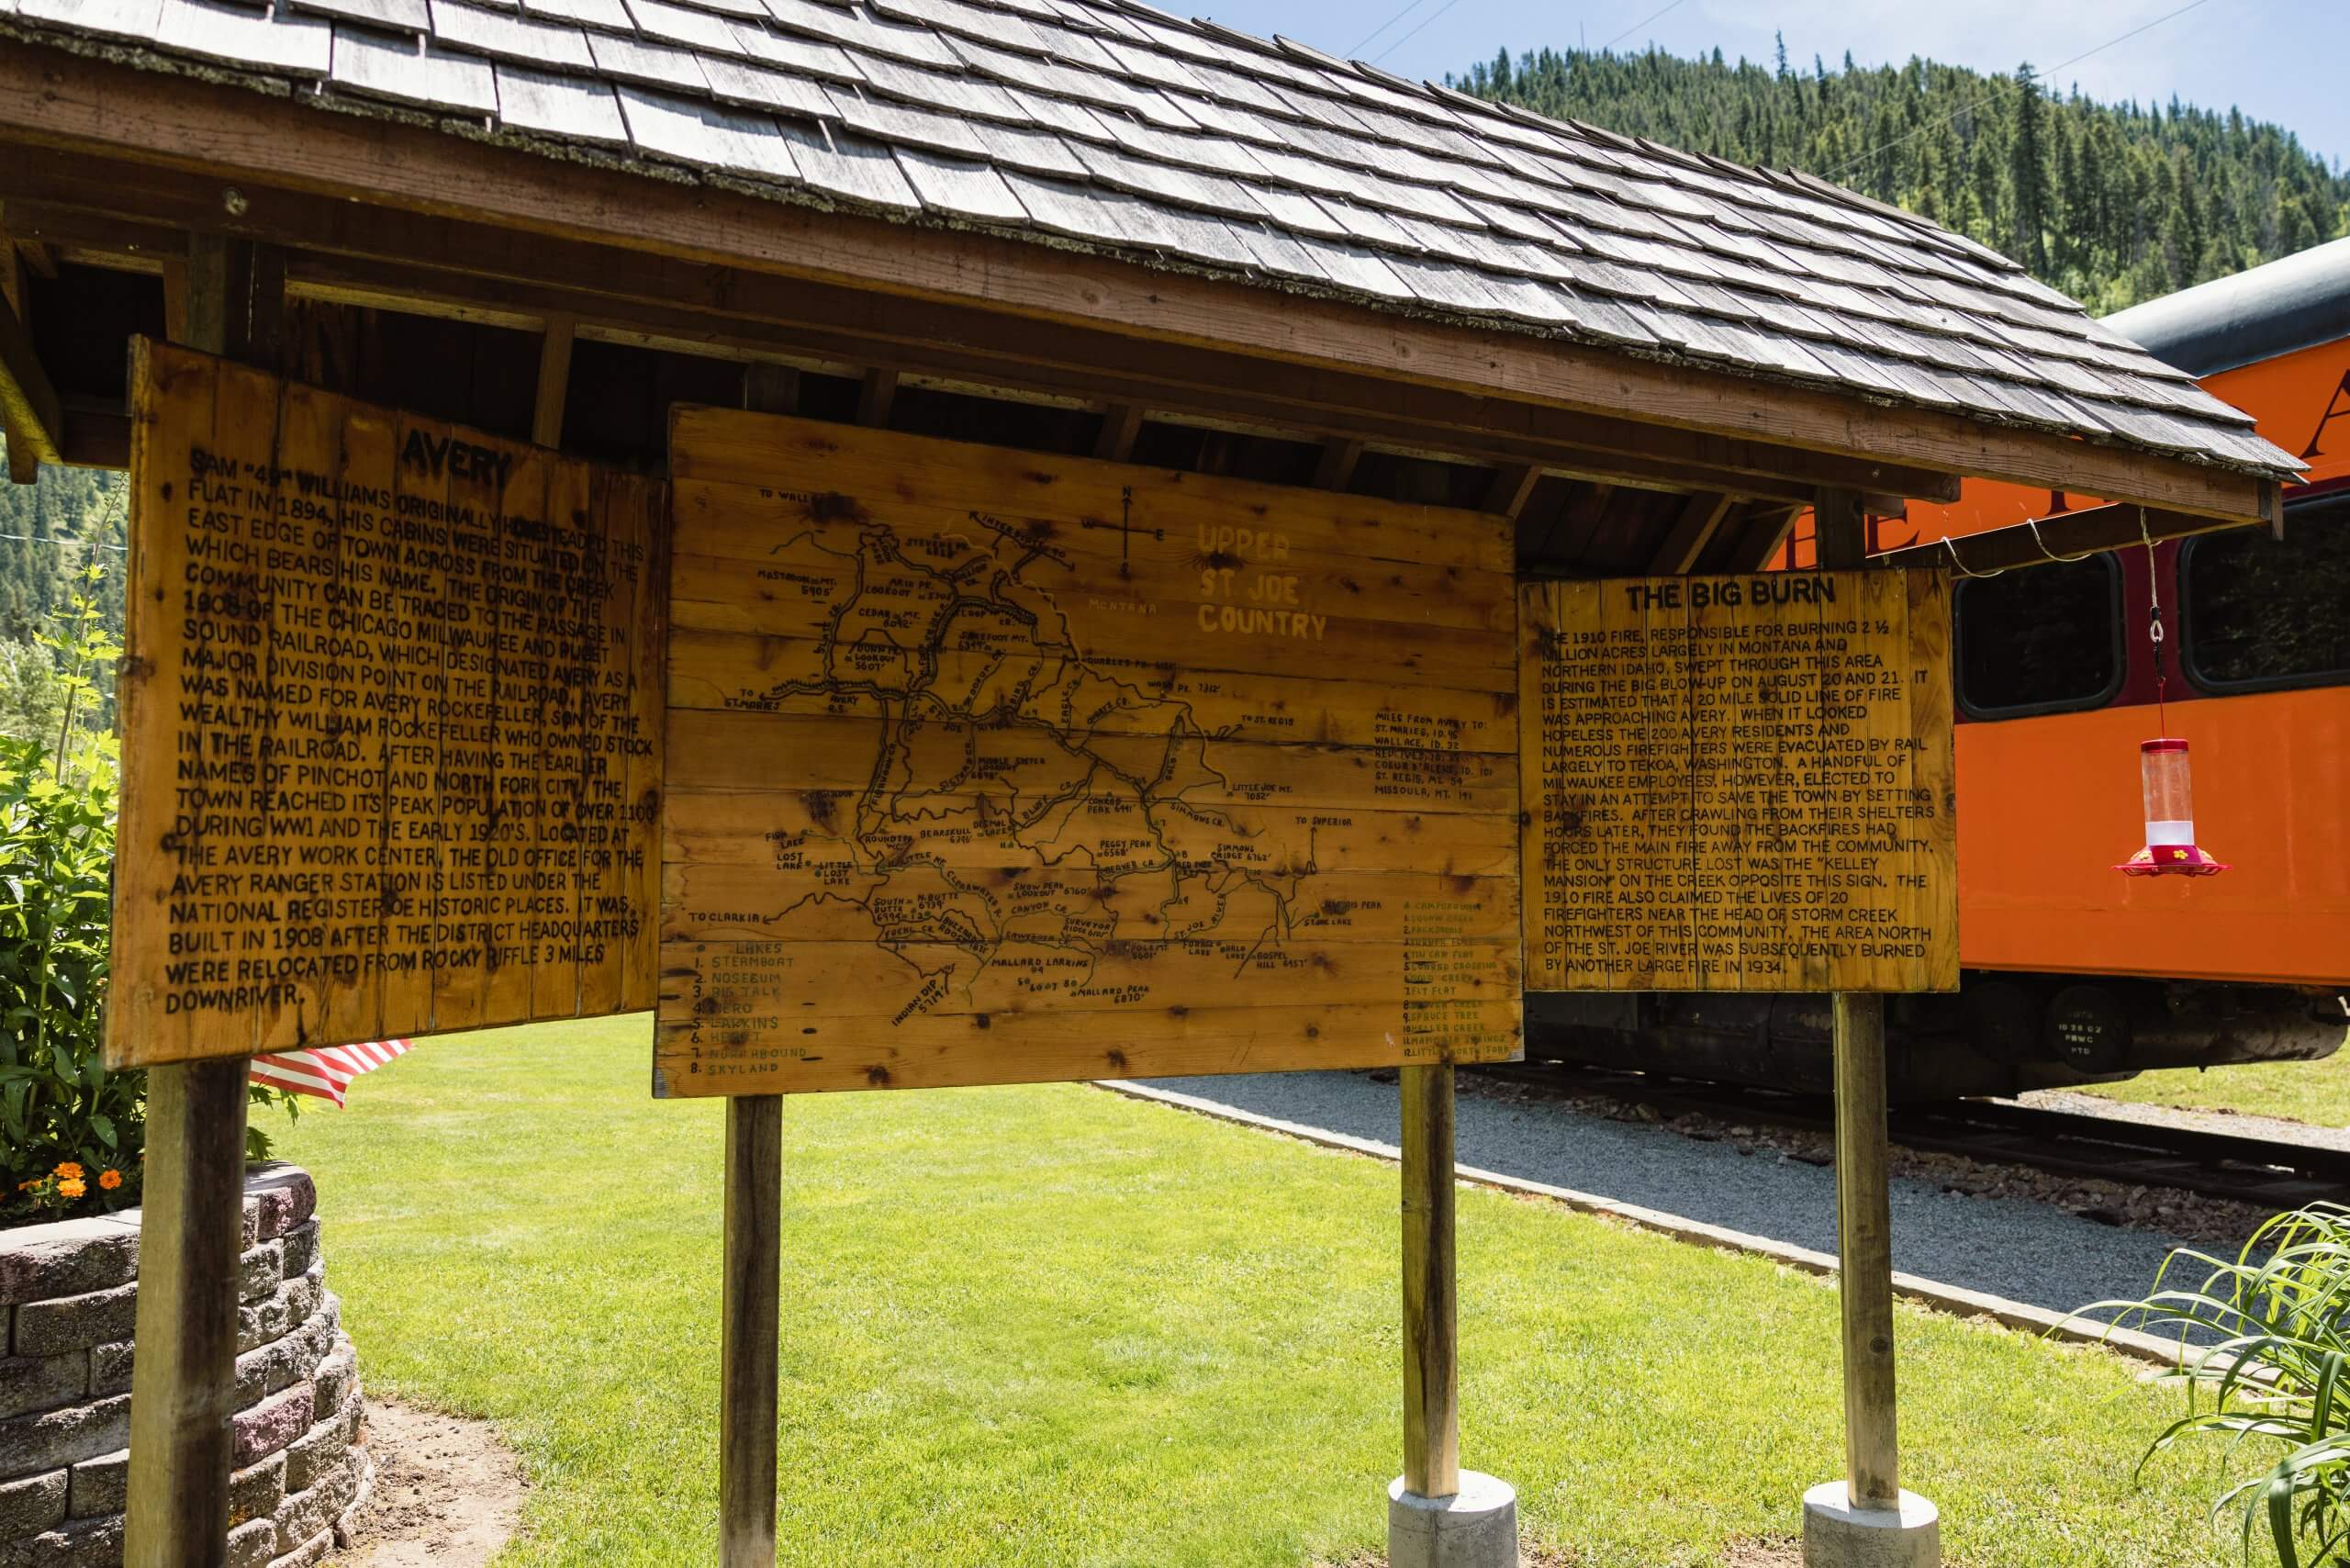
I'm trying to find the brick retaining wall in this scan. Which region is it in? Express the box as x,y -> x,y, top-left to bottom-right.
0,1164 -> 367,1566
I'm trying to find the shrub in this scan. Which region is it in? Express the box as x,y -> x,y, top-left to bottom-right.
2080,1204 -> 2350,1567
0,566 -> 295,1225
0,732 -> 135,1216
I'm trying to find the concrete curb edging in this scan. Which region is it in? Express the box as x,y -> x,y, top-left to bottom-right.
1094,1079 -> 2188,1369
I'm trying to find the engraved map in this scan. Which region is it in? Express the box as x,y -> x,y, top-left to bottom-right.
655,409 -> 1524,1095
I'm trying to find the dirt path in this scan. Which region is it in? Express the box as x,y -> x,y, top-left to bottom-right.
333,1398 -> 523,1566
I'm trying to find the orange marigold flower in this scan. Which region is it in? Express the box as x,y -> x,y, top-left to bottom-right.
98,1170 -> 122,1191
53,1161 -> 83,1181
57,1178 -> 85,1200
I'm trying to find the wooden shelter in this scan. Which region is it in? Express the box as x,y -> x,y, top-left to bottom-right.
0,0 -> 2302,1562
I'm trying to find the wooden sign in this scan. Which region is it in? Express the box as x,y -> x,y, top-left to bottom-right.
655,409 -> 1523,1094
1519,572 -> 1955,993
107,341 -> 666,1068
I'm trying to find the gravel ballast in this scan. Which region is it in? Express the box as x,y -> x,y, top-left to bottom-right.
1136,1070 -> 2238,1323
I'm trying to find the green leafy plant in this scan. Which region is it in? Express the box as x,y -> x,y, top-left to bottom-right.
2078,1204 -> 2350,1567
0,565 -> 296,1224
0,728 -> 133,1215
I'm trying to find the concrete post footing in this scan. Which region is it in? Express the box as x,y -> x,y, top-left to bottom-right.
1802,1481 -> 1941,1568
1387,1471 -> 1518,1568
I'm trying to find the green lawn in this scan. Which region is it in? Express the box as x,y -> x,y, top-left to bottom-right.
2084,1034 -> 2350,1126
280,1019 -> 2255,1568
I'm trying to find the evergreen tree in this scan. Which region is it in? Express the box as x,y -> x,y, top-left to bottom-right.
2011,63 -> 2050,275
1448,45 -> 2350,313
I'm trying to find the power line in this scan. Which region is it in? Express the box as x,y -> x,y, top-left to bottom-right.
1599,0 -> 1688,54
1370,0 -> 1466,66
1347,0 -> 1440,59
1827,0 -> 2220,178
0,532 -> 124,552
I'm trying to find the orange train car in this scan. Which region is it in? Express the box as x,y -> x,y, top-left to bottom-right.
1531,239 -> 2350,1098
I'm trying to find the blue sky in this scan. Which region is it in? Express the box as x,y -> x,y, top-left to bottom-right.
1218,0 -> 2350,169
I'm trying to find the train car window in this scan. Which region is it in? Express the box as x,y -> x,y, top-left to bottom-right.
1953,554 -> 2123,719
2182,501 -> 2350,693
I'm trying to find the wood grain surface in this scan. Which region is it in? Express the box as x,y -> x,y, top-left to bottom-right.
107,340 -> 666,1067
1519,571 -> 1956,993
657,409 -> 1523,1094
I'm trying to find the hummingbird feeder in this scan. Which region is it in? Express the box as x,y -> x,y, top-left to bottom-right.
2114,738 -> 2227,876
2115,524 -> 2226,877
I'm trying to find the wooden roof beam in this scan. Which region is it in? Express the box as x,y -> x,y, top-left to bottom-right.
0,153 -> 1967,510
265,252 -> 1860,508
0,50 -> 2269,521
1874,500 -> 2251,575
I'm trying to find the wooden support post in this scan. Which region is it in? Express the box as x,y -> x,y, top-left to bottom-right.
122,1059 -> 252,1568
1815,487 -> 1866,571
720,1095 -> 783,1568
182,234 -> 231,358
124,228 -> 258,1568
855,366 -> 898,428
532,313 -> 575,448
1831,994 -> 1900,1508
742,362 -> 800,417
1091,400 -> 1142,463
1400,1063 -> 1459,1499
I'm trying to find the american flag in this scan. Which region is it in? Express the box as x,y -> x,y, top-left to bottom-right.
249,1040 -> 413,1107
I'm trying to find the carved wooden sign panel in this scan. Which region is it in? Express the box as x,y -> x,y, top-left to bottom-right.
1520,571 -> 1956,994
655,409 -> 1524,1094
108,341 -> 666,1068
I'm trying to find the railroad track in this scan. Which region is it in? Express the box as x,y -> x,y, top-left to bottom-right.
1470,1061 -> 2350,1209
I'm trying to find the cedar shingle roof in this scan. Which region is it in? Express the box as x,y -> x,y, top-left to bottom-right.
3,0 -> 2304,480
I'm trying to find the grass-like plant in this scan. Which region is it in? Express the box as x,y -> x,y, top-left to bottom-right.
2077,1204 -> 2350,1567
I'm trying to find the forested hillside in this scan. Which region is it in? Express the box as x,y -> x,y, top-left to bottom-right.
0,437 -> 126,744
1454,46 -> 2350,316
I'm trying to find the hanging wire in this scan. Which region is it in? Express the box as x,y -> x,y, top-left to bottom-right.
2140,508 -> 2169,735
2026,517 -> 2097,564
1937,534 -> 2001,578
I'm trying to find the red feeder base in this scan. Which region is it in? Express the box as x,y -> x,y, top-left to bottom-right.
2114,844 -> 2229,877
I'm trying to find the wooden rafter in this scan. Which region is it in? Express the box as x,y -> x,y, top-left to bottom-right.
533,312 -> 575,448
0,286 -> 62,476
1312,436 -> 1363,491
1091,401 -> 1142,463
0,47 -> 2276,522
1727,505 -> 1804,571
1525,483 -> 1617,571
1650,492 -> 1736,574
1480,463 -> 1540,520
